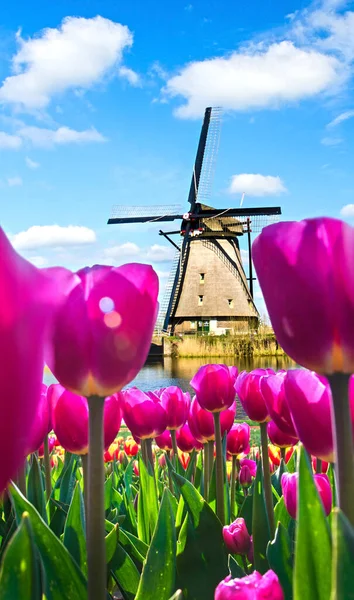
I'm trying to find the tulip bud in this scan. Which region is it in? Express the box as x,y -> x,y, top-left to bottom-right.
188,397 -> 236,443
226,423 -> 250,456
267,420 -> 298,448
236,369 -> 275,422
155,430 -> 172,451
160,386 -> 191,430
281,472 -> 332,519
239,465 -> 253,488
240,458 -> 257,478
121,388 -> 167,439
124,437 -> 139,457
176,423 -> 203,453
215,570 -> 284,600
261,372 -> 298,438
190,364 -> 237,412
133,461 -> 139,477
222,518 -> 251,555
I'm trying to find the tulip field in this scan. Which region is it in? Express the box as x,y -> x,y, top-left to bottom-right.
1,218 -> 354,600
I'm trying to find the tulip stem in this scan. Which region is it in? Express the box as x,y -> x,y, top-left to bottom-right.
43,435 -> 52,504
280,448 -> 286,462
145,438 -> 154,471
260,422 -> 275,537
18,463 -> 27,497
141,440 -> 148,467
208,440 -> 214,481
241,555 -> 249,575
81,453 -> 88,520
316,458 -> 322,474
230,455 -> 237,518
203,443 -> 210,501
327,374 -> 354,526
170,430 -> 179,466
213,412 -> 225,525
87,395 -> 106,600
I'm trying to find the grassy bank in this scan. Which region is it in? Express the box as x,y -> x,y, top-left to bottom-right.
162,333 -> 287,358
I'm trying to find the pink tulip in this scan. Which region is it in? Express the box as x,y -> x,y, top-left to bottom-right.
260,372 -> 298,438
236,369 -> 275,422
155,430 -> 172,451
188,397 -> 236,443
283,369 -> 336,461
215,570 -> 284,600
190,364 -> 237,412
160,386 -> 191,430
267,420 -> 298,448
239,465 -> 253,488
50,384 -> 121,454
312,457 -> 329,473
252,218 -> 354,374
46,263 -> 159,396
121,388 -> 167,439
0,229 -> 75,491
133,461 -> 139,477
222,518 -> 251,554
26,384 -> 51,455
226,423 -> 250,456
281,472 -> 332,519
240,458 -> 257,478
176,423 -> 202,453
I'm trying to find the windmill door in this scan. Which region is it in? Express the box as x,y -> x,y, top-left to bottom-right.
197,320 -> 210,334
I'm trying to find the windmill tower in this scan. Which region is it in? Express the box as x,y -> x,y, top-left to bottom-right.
108,107 -> 281,334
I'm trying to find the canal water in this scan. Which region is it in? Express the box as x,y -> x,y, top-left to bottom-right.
44,355 -> 294,420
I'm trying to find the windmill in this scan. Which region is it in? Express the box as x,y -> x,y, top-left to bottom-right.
108,107 -> 281,335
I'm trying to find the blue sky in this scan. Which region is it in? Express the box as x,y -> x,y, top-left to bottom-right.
1,0 -> 354,315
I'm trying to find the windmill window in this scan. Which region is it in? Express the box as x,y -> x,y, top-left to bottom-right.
228,299 -> 234,308
200,273 -> 205,284
198,295 -> 204,306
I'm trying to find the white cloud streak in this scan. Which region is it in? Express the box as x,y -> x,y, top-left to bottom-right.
327,109 -> 354,127
228,173 -> 287,196
118,66 -> 140,86
0,16 -> 134,109
18,125 -> 106,147
25,157 -> 40,168
340,204 -> 354,217
7,176 -> 22,186
12,225 -> 96,250
0,131 -> 22,149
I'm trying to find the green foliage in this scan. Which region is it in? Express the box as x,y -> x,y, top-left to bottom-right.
63,483 -> 87,575
267,523 -> 293,600
27,455 -> 47,524
252,461 -> 270,574
331,508 -> 354,599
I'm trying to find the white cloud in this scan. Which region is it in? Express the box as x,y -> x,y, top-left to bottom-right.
146,244 -> 175,262
103,242 -> 140,260
327,109 -> 354,127
25,156 -> 40,169
163,41 -> 342,118
18,125 -> 106,147
240,248 -> 249,266
321,136 -> 343,145
27,255 -> 49,267
0,131 -> 22,149
118,66 -> 140,86
254,290 -> 264,300
340,204 -> 354,217
7,176 -> 22,186
0,16 -> 134,109
12,225 -> 96,250
228,173 -> 287,196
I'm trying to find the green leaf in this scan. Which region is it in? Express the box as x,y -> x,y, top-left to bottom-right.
331,508 -> 354,600
110,543 -> 140,600
137,457 -> 158,543
135,489 -> 176,600
120,529 -> 148,559
185,450 -> 197,482
0,513 -> 41,600
63,483 -> 87,576
267,523 -> 293,600
173,471 -> 228,600
272,460 -> 286,498
229,555 -> 246,578
118,529 -> 145,567
9,484 -> 87,600
252,460 -> 270,574
239,493 -> 253,534
274,497 -> 292,531
106,524 -> 119,564
50,453 -> 78,537
105,473 -> 113,512
27,454 -> 47,523
286,451 -> 297,474
294,447 -> 332,600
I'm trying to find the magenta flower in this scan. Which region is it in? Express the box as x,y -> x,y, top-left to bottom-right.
0,229 -> 74,491
155,430 -> 172,451
188,396 -> 236,442
281,472 -> 332,519
190,364 -> 237,412
236,369 -> 275,422
50,384 -> 121,454
239,465 -> 253,488
226,423 -> 250,456
252,218 -> 354,374
222,518 -> 251,555
215,570 -> 284,600
160,386 -> 191,430
240,458 -> 257,478
267,420 -> 298,448
176,423 -> 203,453
121,388 -> 167,439
26,384 -> 51,455
260,372 -> 298,438
46,263 -> 159,396
283,369 -> 337,462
